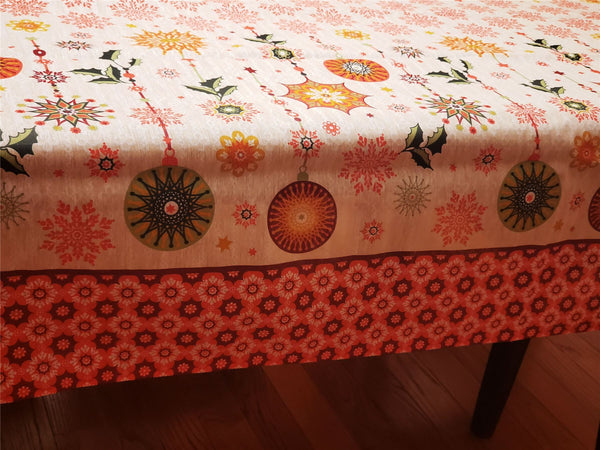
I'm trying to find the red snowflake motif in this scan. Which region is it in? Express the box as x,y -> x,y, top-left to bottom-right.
361,220 -> 384,243
311,8 -> 354,26
233,202 -> 259,228
549,97 -> 600,122
31,70 -> 67,84
171,14 -> 219,32
535,24 -> 577,39
85,143 -> 124,183
109,0 -> 160,21
0,0 -> 48,16
350,6 -> 387,19
505,103 -> 547,126
432,191 -> 487,246
58,12 -> 113,29
215,3 -> 258,23
259,3 -> 301,16
156,67 -> 180,79
570,191 -> 585,210
63,0 -> 92,7
38,200 -> 115,265
130,107 -> 183,126
339,134 -> 397,195
274,18 -> 320,34
473,146 -> 501,175
322,121 -> 340,136
288,128 -> 323,159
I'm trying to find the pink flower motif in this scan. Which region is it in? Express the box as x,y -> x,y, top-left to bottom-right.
85,143 -> 124,183
172,14 -> 220,32
343,262 -> 370,291
59,12 -> 112,29
309,265 -> 338,296
236,273 -> 268,303
432,191 -> 487,246
274,268 -> 303,300
21,276 -> 58,309
288,128 -> 323,159
0,0 -> 48,16
70,345 -> 103,375
39,201 -> 115,265
361,220 -> 384,243
109,342 -> 140,371
232,202 -> 259,228
311,8 -> 354,26
195,274 -> 229,305
473,146 -> 501,175
68,275 -> 104,304
110,277 -> 144,305
154,277 -> 187,306
23,316 -> 58,344
339,134 -> 397,195
505,103 -> 547,126
215,3 -> 258,23
130,107 -> 183,126
322,121 -> 340,136
110,0 -> 160,21
156,67 -> 180,79
27,352 -> 60,384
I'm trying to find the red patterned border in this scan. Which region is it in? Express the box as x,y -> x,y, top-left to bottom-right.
2,240 -> 599,403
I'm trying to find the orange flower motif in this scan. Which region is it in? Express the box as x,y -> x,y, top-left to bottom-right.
217,131 -> 265,176
440,36 -> 508,57
129,29 -> 205,56
6,19 -> 50,32
570,131 -> 600,170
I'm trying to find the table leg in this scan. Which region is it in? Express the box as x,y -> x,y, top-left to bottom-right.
470,339 -> 530,438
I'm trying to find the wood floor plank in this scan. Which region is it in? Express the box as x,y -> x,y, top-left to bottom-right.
221,367 -> 313,450
264,364 -> 361,450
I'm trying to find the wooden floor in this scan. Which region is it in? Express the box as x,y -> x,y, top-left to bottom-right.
1,332 -> 598,450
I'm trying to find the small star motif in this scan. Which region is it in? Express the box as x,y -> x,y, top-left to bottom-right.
449,164 -> 457,172
553,219 -> 563,231
244,67 -> 257,73
381,87 -> 393,92
217,236 -> 232,252
54,169 -> 64,177
248,248 -> 257,256
367,113 -> 374,118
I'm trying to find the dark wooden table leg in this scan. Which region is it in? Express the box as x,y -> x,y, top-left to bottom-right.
471,339 -> 530,438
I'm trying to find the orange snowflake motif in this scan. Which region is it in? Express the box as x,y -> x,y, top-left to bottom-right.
550,97 -> 600,122
217,131 -> 265,176
570,131 -> 600,170
85,143 -> 125,182
129,29 -> 205,56
6,19 -> 50,32
440,36 -> 508,57
284,78 -> 369,113
361,220 -> 384,243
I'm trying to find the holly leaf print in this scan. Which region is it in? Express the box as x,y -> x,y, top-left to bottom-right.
402,124 -> 447,170
71,68 -> 104,77
0,127 -> 38,176
407,146 -> 431,169
405,124 -> 424,149
100,49 -> 121,61
426,126 -> 447,155
0,148 -> 27,176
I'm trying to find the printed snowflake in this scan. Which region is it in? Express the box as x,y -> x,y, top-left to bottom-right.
130,107 -> 183,126
215,3 -> 259,23
569,192 -> 585,210
549,97 -> 600,122
233,202 -> 259,228
19,97 -> 112,132
361,220 -> 384,243
199,99 -> 259,124
339,134 -> 397,194
288,128 -> 322,159
432,191 -> 487,246
505,103 -> 547,126
110,0 -> 160,21
440,36 -> 508,57
394,177 -> 431,216
85,143 -> 125,182
58,12 -> 113,29
171,14 -> 219,32
1,183 -> 29,229
473,146 -> 501,175
129,29 -> 205,56
39,200 -> 115,265
56,41 -> 91,51
0,0 -> 48,16
31,70 -> 68,84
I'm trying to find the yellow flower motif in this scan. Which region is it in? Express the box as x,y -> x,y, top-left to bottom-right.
6,20 -> 50,33
336,29 -> 370,40
130,29 -> 205,56
570,131 -> 600,170
592,33 -> 600,40
217,131 -> 265,177
440,36 -> 508,57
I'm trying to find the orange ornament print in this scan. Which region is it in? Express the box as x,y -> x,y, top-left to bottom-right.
324,59 -> 389,82
0,57 -> 23,79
